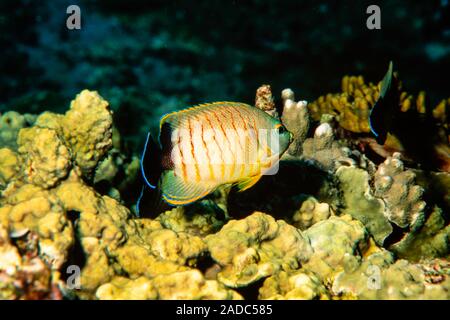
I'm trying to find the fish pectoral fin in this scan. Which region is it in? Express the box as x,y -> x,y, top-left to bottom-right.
160,170 -> 215,206
235,175 -> 262,192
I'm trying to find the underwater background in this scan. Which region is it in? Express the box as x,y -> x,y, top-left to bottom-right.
0,0 -> 449,300
2,0 -> 449,147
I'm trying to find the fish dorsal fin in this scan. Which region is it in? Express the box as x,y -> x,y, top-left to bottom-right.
235,175 -> 262,192
369,61 -> 397,144
160,170 -> 215,206
159,101 -> 252,129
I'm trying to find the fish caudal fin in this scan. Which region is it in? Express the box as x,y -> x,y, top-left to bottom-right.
160,170 -> 215,206
136,184 -> 169,218
140,132 -> 162,189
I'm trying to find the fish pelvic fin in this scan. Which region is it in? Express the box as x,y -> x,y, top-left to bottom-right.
160,170 -> 215,206
235,175 -> 262,192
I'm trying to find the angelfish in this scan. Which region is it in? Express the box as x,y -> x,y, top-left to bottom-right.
138,102 -> 292,211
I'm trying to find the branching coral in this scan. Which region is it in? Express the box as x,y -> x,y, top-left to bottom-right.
308,75 -> 379,133
389,205 -> 450,261
374,153 -> 426,228
255,84 -> 277,118
280,88 -> 310,156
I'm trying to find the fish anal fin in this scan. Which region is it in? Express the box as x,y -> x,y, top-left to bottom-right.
160,170 -> 215,206
236,175 -> 262,192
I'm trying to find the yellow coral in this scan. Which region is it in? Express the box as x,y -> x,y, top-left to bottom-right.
18,127 -> 71,188
0,148 -> 20,189
308,75 -> 379,133
34,90 -> 113,176
259,270 -> 329,300
96,270 -> 242,300
309,74 -> 449,137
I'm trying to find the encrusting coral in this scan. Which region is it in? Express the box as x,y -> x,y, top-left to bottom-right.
332,251 -> 450,299
291,196 -> 334,230
301,215 -> 369,281
205,212 -> 313,288
335,165 -> 393,245
33,90 -> 113,177
96,270 -> 242,300
259,270 -> 329,300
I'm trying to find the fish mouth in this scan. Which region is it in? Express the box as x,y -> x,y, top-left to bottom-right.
289,132 -> 294,143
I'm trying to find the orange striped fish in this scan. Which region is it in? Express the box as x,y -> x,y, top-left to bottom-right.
139,102 -> 292,208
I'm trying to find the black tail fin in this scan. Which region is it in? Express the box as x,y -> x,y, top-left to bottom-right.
136,132 -> 169,217
136,183 -> 170,218
140,132 -> 162,189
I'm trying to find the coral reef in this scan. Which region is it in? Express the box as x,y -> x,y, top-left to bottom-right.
0,225 -> 64,299
0,111 -> 36,150
302,215 -> 369,281
291,196 -> 334,230
156,200 -> 227,237
308,75 -> 378,133
205,212 -> 313,288
259,270 -> 329,300
255,84 -> 277,118
34,90 -> 113,177
0,84 -> 448,300
96,270 -> 242,300
280,89 -> 310,156
335,166 -> 393,245
374,152 -> 426,229
389,206 -> 450,261
332,251 -> 450,299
